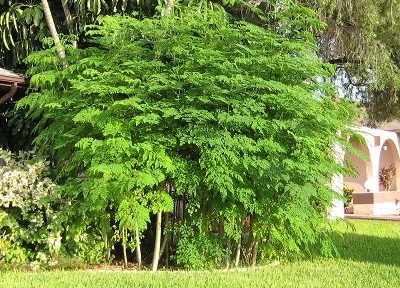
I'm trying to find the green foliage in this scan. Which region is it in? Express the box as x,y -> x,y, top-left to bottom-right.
175,223 -> 224,269
0,0 -> 165,68
56,211 -> 107,264
0,0 -> 397,124
343,186 -> 354,206
0,2 -> 46,66
147,191 -> 173,213
19,2 -> 358,268
116,197 -> 150,231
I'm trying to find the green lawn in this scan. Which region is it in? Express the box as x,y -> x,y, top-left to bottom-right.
1,220 -> 399,288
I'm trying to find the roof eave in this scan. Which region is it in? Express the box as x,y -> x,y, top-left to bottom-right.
0,75 -> 26,84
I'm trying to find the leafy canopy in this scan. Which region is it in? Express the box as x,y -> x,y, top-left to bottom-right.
19,2 -> 357,266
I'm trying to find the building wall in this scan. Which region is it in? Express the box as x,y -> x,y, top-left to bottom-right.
342,127 -> 400,216
343,139 -> 371,193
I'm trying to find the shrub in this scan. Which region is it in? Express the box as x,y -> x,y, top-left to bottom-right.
174,224 -> 224,270
343,186 -> 354,206
0,149 -> 62,265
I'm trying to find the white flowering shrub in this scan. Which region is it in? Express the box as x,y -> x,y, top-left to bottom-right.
0,149 -> 61,264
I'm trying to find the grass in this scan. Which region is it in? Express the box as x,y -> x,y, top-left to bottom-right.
1,220 -> 399,288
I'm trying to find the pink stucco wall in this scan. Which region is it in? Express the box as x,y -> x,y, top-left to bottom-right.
344,139 -> 371,193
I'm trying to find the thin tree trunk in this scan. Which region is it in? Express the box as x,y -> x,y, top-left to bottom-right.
104,237 -> 111,263
159,235 -> 168,257
151,211 -> 162,272
251,236 -> 259,267
135,223 -> 142,270
60,0 -> 77,48
165,236 -> 169,267
165,212 -> 170,267
165,0 -> 175,15
235,238 -> 241,268
41,0 -> 66,61
159,212 -> 170,266
219,218 -> 224,242
122,228 -> 128,269
226,237 -> 231,268
61,0 -> 72,28
161,0 -> 175,16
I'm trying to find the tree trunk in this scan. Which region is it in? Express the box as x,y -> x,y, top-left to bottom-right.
159,235 -> 168,257
235,238 -> 241,268
159,212 -> 170,258
226,237 -> 231,268
159,212 -> 170,267
122,228 -> 128,269
251,236 -> 259,267
135,223 -> 142,270
104,237 -> 111,263
165,236 -> 169,267
151,211 -> 162,272
165,0 -> 175,15
41,0 -> 66,61
60,0 -> 77,48
161,0 -> 175,16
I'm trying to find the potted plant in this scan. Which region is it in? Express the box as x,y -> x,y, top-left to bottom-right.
379,164 -> 396,191
343,186 -> 354,214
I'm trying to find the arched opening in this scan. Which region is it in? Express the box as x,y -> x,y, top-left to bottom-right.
378,139 -> 400,192
344,138 -> 373,193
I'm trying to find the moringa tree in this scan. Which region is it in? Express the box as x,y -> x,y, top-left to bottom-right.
19,2 -> 358,268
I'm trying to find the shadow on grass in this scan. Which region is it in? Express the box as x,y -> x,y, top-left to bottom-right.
333,232 -> 400,266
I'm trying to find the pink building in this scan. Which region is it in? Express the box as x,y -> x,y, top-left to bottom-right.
344,125 -> 400,216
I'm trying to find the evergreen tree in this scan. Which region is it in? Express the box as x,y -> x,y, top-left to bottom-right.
300,0 -> 400,122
